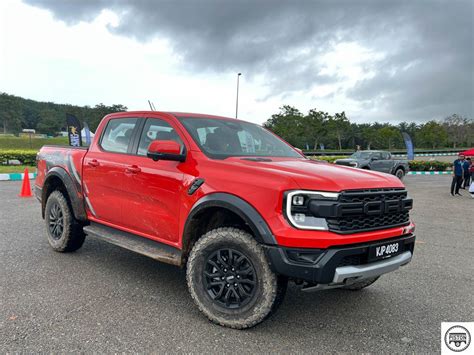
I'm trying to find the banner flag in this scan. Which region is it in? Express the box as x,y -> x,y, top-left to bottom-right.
66,114 -> 82,147
83,121 -> 92,146
402,132 -> 414,160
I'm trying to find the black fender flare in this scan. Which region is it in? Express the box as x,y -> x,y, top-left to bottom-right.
183,193 -> 277,248
42,167 -> 87,221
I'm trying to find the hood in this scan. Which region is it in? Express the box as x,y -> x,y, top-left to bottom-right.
334,158 -> 358,165
335,158 -> 356,163
224,157 -> 404,192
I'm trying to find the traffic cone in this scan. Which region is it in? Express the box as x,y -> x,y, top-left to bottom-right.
19,168 -> 33,198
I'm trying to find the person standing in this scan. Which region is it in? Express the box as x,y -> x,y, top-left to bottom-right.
450,153 -> 465,196
470,158 -> 474,184
462,157 -> 472,188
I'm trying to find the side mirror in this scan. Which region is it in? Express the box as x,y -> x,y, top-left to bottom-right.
147,140 -> 186,162
294,147 -> 305,156
371,156 -> 379,161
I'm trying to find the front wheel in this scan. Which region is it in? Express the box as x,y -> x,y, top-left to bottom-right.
395,168 -> 405,180
186,227 -> 287,329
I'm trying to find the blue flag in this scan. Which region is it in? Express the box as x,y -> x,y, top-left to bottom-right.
402,132 -> 414,160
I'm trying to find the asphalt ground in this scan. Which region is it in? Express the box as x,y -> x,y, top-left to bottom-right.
1,176 -> 473,353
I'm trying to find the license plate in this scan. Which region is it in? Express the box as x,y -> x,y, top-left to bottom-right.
368,241 -> 402,262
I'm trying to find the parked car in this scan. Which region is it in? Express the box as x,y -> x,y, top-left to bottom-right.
35,112 -> 415,329
335,150 -> 409,179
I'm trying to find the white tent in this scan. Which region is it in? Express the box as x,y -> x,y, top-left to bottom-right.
81,128 -> 95,141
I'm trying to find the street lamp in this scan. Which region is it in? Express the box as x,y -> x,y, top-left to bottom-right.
235,73 -> 242,119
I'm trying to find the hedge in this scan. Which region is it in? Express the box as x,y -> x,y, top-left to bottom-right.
309,156 -> 347,163
0,150 -> 38,166
408,160 -> 451,171
310,156 -> 452,171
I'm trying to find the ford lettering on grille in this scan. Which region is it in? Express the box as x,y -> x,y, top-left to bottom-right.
323,189 -> 413,234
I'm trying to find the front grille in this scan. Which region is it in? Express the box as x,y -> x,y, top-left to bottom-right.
339,188 -> 407,203
327,211 -> 409,233
326,188 -> 411,234
337,255 -> 363,267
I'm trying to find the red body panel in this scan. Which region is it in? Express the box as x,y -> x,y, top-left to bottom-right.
35,111 -> 411,250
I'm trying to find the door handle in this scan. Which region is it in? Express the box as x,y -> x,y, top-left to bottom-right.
125,165 -> 141,174
88,159 -> 99,167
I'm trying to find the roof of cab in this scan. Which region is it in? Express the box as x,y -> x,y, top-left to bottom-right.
106,111 -> 245,122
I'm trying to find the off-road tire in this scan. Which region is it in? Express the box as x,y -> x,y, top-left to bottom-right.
44,190 -> 85,252
395,168 -> 405,180
186,227 -> 287,329
342,276 -> 379,291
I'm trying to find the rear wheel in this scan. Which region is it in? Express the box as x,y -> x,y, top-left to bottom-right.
186,227 -> 287,329
342,276 -> 379,291
395,168 -> 405,180
44,190 -> 85,252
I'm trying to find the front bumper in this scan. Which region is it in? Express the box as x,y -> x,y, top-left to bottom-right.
264,234 -> 415,289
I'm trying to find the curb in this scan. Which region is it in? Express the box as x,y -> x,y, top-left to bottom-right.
0,172 -> 37,181
407,171 -> 452,175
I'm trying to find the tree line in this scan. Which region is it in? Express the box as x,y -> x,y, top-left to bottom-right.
0,92 -> 126,135
264,106 -> 473,150
1,93 -> 473,150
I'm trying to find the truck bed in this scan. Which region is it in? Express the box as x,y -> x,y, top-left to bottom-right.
35,145 -> 88,194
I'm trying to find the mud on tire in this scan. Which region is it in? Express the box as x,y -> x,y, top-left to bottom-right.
44,190 -> 85,252
186,227 -> 287,329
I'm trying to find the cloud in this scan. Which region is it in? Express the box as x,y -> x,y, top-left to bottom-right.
25,0 -> 474,122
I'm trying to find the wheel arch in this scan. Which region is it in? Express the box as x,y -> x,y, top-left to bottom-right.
42,167 -> 87,222
181,193 -> 276,258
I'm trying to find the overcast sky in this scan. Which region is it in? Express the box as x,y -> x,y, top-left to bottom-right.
0,0 -> 472,124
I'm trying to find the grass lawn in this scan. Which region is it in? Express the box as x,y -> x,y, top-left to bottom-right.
0,165 -> 36,174
0,136 -> 68,150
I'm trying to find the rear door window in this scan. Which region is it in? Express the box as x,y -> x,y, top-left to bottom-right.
372,152 -> 383,160
100,118 -> 138,153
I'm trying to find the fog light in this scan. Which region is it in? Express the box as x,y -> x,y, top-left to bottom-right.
403,224 -> 415,234
292,195 -> 305,206
294,213 -> 306,222
286,250 -> 323,264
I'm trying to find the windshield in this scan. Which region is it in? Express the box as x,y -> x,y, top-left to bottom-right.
178,117 -> 302,159
350,151 -> 374,159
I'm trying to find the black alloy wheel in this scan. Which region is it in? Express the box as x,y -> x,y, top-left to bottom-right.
203,248 -> 257,309
396,169 -> 405,180
44,190 -> 85,252
49,202 -> 64,240
186,227 -> 287,329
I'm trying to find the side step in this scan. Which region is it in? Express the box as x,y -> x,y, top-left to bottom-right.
83,222 -> 183,266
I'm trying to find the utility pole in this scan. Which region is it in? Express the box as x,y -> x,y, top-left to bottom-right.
235,73 -> 242,119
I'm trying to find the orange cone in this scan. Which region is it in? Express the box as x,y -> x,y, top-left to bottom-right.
19,168 -> 33,198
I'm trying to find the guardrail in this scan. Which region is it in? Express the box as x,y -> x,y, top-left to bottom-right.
304,149 -> 462,157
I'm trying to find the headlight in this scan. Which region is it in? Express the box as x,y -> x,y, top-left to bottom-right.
284,190 -> 339,230
349,162 -> 358,168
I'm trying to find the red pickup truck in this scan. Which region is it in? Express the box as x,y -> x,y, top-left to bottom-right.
35,111 -> 415,329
